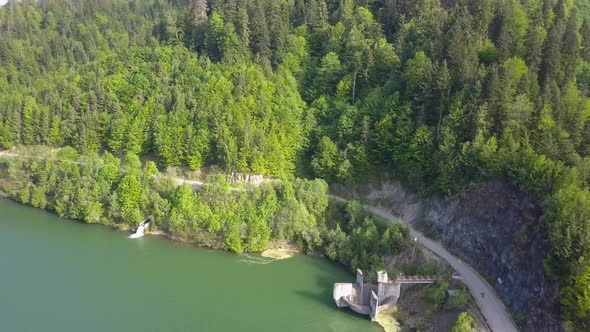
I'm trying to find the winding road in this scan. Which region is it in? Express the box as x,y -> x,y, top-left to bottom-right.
329,195 -> 518,332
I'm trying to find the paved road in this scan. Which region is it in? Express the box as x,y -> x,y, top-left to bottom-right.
330,195 -> 518,332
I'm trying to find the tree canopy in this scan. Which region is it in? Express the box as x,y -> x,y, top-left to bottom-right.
2,0 -> 590,327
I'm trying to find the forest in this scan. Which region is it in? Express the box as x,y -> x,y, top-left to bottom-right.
1,0 -> 590,328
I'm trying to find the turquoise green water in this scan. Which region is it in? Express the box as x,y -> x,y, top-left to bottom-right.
0,199 -> 379,331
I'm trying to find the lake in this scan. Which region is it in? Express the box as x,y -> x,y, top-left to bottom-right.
0,199 -> 380,331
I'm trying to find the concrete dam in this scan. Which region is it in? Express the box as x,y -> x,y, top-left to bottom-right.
333,269 -> 442,320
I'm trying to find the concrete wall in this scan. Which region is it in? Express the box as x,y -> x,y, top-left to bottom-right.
360,283 -> 377,306
369,291 -> 379,321
343,297 -> 371,315
356,269 -> 364,303
356,269 -> 364,285
378,282 -> 401,306
333,283 -> 353,307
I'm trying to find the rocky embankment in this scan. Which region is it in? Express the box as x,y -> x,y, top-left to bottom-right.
340,179 -> 562,331
419,180 -> 561,331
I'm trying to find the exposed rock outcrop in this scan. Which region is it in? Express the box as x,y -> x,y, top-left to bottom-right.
226,172 -> 268,187
338,179 -> 562,331
419,180 -> 561,331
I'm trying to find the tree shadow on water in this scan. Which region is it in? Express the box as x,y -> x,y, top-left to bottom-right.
295,288 -> 333,309
295,270 -> 338,306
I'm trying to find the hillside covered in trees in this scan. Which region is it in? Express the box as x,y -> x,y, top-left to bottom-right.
1,0 -> 590,329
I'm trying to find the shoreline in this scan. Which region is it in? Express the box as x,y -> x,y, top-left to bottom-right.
0,196 -> 299,257
145,230 -> 301,260
147,229 -> 168,236
260,239 -> 300,259
261,248 -> 299,260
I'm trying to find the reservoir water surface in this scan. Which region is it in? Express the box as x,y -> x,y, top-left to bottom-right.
0,199 -> 379,331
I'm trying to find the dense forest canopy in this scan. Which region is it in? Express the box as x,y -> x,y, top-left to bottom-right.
1,0 -> 590,328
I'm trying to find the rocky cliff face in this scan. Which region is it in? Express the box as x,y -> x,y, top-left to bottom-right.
341,179 -> 562,331
420,179 -> 561,331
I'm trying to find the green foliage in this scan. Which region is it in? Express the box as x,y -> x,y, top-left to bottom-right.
311,136 -> 339,181
451,312 -> 476,332
446,287 -> 471,311
205,12 -> 241,63
118,170 -> 142,226
0,122 -> 13,149
561,261 -> 590,329
546,185 -> 590,264
324,200 -> 410,275
57,147 -> 78,162
426,281 -> 450,309
479,39 -> 498,65
0,1 -> 304,178
2,0 -> 590,327
31,186 -> 47,209
20,185 -> 30,204
416,318 -> 429,332
403,51 -> 432,97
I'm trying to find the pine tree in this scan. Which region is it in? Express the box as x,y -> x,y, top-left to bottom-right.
267,0 -> 290,66
495,0 -> 529,60
191,0 -> 207,26
382,0 -> 397,37
525,27 -> 545,73
307,0 -> 328,30
248,0 -> 271,60
21,96 -> 37,145
446,9 -> 477,84
0,122 -> 12,148
118,169 -> 142,226
562,9 -> 579,82
582,19 -> 590,62
541,26 -> 562,87
235,3 -> 250,48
